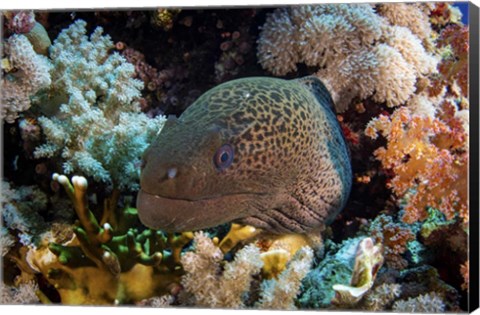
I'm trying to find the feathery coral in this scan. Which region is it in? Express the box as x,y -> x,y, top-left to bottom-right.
256,246 -> 313,310
376,3 -> 432,41
1,181 -> 48,246
0,281 -> 40,304
32,20 -> 165,190
369,214 -> 415,269
392,292 -> 445,312
361,283 -> 402,311
181,232 -> 263,308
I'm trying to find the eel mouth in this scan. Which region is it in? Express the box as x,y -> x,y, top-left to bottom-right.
136,189 -> 269,232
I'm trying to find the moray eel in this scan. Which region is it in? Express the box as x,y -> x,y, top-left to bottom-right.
137,76 -> 352,233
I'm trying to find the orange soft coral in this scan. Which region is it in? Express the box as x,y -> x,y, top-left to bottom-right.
365,102 -> 468,224
432,24 -> 469,98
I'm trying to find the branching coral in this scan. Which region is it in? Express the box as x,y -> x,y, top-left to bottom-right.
17,174 -> 190,304
32,20 -> 166,190
1,181 -> 48,246
257,3 -> 438,111
181,232 -> 263,308
180,231 -> 315,309
392,292 -> 445,312
0,281 -> 40,304
1,227 -> 16,257
256,246 -> 313,310
360,283 -> 402,311
434,24 -> 469,98
365,104 -> 468,224
1,34 -> 52,123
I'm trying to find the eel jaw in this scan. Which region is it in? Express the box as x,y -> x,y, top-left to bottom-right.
136,189 -> 268,232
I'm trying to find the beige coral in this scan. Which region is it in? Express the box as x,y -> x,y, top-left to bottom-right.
256,8 -> 299,76
376,3 -> 432,41
257,3 -> 437,112
181,232 -> 263,308
392,292 -> 445,312
383,25 -> 438,76
256,246 -> 314,310
371,44 -> 417,107
1,34 -> 52,123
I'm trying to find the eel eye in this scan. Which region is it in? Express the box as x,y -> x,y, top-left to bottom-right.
214,144 -> 234,170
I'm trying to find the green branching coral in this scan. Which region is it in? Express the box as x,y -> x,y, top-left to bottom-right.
22,174 -> 192,305
33,20 -> 165,191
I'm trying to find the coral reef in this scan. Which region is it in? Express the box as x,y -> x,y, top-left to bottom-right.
1,181 -> 48,246
214,27 -> 253,82
298,237 -> 364,308
1,227 -> 15,257
376,3 -> 433,41
180,231 -> 314,309
0,281 -> 40,304
368,214 -> 415,269
360,283 -> 402,311
1,3 -> 471,311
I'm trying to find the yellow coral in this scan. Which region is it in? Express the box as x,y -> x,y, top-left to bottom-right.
151,9 -> 181,31
219,223 -> 320,279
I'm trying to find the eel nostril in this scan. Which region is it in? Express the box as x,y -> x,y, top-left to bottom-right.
140,159 -> 147,170
167,167 -> 177,179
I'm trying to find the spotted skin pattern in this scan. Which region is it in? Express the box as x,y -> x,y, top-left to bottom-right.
137,76 -> 352,234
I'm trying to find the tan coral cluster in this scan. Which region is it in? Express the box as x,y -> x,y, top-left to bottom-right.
257,3 -> 439,111
181,231 -> 314,309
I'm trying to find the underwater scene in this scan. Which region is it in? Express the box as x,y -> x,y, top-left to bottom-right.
0,2 -> 473,312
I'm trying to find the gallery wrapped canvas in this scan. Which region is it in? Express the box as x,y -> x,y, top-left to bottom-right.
0,1 -> 478,312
